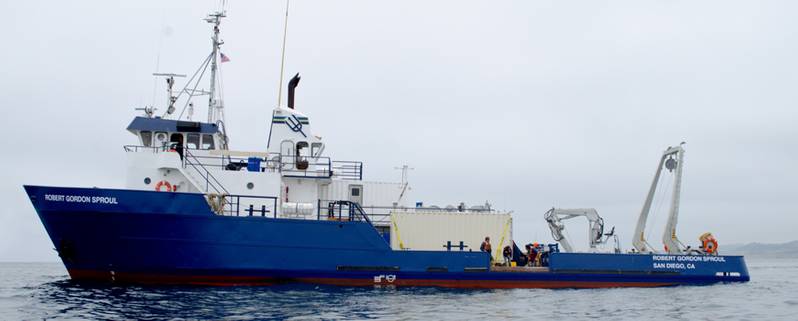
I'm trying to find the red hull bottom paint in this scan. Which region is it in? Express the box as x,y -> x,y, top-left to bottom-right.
68,270 -> 674,289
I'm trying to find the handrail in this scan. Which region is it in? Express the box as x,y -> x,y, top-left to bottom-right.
315,200 -> 499,226
183,148 -> 229,195
123,145 -> 166,153
222,194 -> 279,217
331,161 -> 363,180
123,145 -> 364,180
317,200 -> 374,226
351,202 -> 372,225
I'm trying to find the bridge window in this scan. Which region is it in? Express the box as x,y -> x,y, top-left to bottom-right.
201,134 -> 215,150
311,142 -> 324,157
186,133 -> 200,149
296,141 -> 309,157
170,133 -> 182,142
169,134 -> 185,160
280,140 -> 294,156
140,131 -> 152,147
296,141 -> 309,170
154,132 -> 168,147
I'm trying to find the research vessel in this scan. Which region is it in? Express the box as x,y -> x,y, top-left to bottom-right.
24,9 -> 749,288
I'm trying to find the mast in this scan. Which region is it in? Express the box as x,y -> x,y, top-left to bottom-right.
204,11 -> 226,124
276,0 -> 291,107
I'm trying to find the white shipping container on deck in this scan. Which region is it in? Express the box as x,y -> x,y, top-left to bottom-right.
320,180 -> 410,207
390,212 -> 513,260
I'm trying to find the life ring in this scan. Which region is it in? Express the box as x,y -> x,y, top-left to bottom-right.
703,238 -> 718,254
155,180 -> 173,192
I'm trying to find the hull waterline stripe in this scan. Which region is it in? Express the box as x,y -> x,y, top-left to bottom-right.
67,269 -> 682,289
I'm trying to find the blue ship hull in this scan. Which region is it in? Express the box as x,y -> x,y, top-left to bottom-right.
24,185 -> 750,288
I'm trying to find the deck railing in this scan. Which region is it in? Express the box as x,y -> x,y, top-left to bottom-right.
315,201 -> 497,226
123,145 -> 166,153
278,156 -> 332,178
124,145 -> 363,180
331,161 -> 363,180
222,195 -> 279,217
317,200 -> 374,226
182,148 -> 229,195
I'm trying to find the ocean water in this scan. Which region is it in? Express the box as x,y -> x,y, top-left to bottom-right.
0,259 -> 796,320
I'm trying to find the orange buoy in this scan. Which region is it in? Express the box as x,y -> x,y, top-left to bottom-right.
703,238 -> 718,254
155,180 -> 173,192
699,232 -> 718,254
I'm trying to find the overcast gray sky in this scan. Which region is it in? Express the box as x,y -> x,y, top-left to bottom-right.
1,1 -> 796,261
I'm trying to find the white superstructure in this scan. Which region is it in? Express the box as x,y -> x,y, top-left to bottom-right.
122,10 -> 413,227
124,77 -> 412,228
121,10 -> 504,241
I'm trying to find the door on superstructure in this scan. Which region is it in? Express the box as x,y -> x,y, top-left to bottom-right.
280,140 -> 294,169
348,184 -> 363,205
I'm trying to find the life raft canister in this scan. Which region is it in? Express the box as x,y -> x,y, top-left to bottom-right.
155,180 -> 173,192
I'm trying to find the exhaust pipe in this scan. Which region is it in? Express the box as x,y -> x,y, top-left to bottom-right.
287,73 -> 301,109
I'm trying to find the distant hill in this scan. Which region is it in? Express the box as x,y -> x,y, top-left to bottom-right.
722,240 -> 798,258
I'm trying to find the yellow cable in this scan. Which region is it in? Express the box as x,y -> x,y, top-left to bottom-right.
495,217 -> 511,262
391,214 -> 406,250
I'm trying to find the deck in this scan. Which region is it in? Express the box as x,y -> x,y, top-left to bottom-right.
490,266 -> 550,273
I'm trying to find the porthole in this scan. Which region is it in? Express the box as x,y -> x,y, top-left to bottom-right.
246,182 -> 254,190
144,177 -> 152,185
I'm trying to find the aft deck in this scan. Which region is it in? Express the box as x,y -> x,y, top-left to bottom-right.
490,266 -> 550,273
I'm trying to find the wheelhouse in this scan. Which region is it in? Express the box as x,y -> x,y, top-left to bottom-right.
127,116 -> 223,151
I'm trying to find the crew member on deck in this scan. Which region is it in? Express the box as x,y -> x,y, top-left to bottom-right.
524,244 -> 533,266
502,245 -> 512,266
480,237 -> 493,263
528,243 -> 539,267
170,133 -> 184,160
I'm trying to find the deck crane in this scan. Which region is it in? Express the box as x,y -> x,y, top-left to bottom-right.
632,143 -> 686,254
545,208 -> 618,253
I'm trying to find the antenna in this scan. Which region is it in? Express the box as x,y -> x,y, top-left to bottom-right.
394,164 -> 414,204
276,0 -> 291,107
204,10 -> 226,123
135,106 -> 157,118
152,73 -> 186,115
394,165 -> 414,185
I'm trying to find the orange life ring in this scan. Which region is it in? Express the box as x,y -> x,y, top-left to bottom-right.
703,238 -> 718,254
155,180 -> 173,192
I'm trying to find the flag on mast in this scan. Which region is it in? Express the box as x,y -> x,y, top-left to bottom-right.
220,52 -> 230,63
